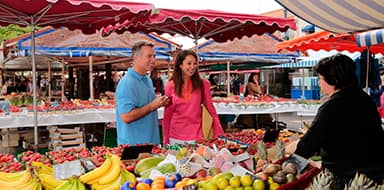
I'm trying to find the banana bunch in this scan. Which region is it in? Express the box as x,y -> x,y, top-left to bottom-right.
38,173 -> 67,190
0,168 -> 42,189
79,154 -> 121,184
31,161 -> 54,175
92,169 -> 136,190
72,99 -> 81,106
101,99 -> 110,105
55,177 -> 86,190
96,99 -> 103,105
79,154 -> 137,190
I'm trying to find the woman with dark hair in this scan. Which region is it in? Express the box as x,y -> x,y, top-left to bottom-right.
294,54 -> 384,189
162,50 -> 223,145
245,72 -> 262,97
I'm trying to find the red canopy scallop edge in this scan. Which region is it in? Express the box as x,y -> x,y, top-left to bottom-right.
103,8 -> 297,43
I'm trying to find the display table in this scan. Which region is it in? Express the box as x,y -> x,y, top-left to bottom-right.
295,104 -> 321,117
214,102 -> 300,115
0,109 -> 116,129
0,102 -> 322,129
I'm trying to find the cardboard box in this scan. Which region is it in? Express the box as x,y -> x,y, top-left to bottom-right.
1,129 -> 19,147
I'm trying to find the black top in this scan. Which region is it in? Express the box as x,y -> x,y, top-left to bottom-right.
295,87 -> 384,175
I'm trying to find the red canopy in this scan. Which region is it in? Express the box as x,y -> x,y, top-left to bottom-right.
276,31 -> 384,54
0,0 -> 153,34
103,8 -> 297,43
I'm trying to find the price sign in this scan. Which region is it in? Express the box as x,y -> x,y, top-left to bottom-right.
284,154 -> 310,173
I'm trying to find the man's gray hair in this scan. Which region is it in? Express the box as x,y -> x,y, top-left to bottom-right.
132,41 -> 154,57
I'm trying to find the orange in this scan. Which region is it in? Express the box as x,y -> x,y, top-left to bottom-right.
151,184 -> 165,190
136,183 -> 151,190
152,180 -> 165,186
255,129 -> 264,135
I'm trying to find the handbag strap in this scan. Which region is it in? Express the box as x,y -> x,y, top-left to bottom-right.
200,80 -> 205,106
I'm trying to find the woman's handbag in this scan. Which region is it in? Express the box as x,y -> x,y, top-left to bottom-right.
202,104 -> 214,139
201,82 -> 214,139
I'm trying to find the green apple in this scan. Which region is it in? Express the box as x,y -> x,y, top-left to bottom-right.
229,176 -> 241,188
244,186 -> 253,190
205,182 -> 218,190
215,177 -> 229,190
224,186 -> 235,190
199,180 -> 209,188
252,179 -> 265,190
221,172 -> 234,180
240,175 -> 253,187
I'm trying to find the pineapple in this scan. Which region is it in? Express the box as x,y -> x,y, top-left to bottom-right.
275,140 -> 285,160
257,141 -> 267,161
306,169 -> 335,190
344,173 -> 380,190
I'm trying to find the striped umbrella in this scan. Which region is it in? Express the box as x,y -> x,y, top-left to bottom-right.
356,28 -> 384,91
263,59 -> 318,69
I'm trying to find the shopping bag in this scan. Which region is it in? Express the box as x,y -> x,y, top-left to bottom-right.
201,104 -> 214,139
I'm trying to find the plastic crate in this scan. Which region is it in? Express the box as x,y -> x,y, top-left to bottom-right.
104,128 -> 117,148
291,88 -> 320,100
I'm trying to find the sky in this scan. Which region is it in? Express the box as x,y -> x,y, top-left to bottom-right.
135,0 -> 282,14
128,0 -> 283,48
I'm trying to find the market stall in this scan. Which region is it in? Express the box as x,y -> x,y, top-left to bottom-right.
0,0 -> 154,149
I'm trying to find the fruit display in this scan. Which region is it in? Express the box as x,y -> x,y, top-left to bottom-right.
17,151 -> 51,166
1,140 -> 382,190
79,154 -> 136,190
0,167 -> 41,189
54,177 -> 86,190
0,153 -> 23,173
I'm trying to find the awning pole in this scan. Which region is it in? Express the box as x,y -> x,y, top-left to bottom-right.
89,56 -> 94,100
364,48 -> 370,93
30,21 -> 39,151
301,68 -> 305,99
61,61 -> 65,102
227,61 -> 230,97
48,61 -> 51,101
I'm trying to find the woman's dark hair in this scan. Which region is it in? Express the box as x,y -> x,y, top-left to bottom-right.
314,53 -> 358,90
247,73 -> 258,84
172,49 -> 202,97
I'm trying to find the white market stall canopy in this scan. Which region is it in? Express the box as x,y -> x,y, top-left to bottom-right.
276,0 -> 384,34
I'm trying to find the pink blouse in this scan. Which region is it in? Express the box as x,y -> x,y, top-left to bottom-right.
162,79 -> 223,145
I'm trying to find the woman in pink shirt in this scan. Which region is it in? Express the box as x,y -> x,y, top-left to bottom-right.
162,50 -> 224,145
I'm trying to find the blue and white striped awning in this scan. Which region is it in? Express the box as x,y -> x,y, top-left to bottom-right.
276,0 -> 384,34
263,60 -> 318,69
356,28 -> 384,47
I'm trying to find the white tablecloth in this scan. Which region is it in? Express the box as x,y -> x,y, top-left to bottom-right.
0,103 -> 322,129
0,109 -> 116,129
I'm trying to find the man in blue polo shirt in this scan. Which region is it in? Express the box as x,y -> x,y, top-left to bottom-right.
115,41 -> 170,145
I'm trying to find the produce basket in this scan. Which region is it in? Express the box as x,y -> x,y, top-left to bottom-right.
275,156 -> 321,190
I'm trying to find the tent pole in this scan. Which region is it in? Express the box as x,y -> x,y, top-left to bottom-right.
61,61 -> 65,102
364,48 -> 370,93
266,70 -> 270,95
227,61 -> 230,97
48,61 -> 51,101
301,68 -> 305,99
89,56 -> 94,100
30,21 -> 39,151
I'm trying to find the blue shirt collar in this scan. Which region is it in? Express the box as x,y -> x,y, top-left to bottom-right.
128,68 -> 147,80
